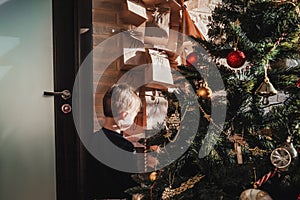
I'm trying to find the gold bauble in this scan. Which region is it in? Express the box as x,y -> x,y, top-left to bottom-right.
149,171 -> 157,182
197,85 -> 212,99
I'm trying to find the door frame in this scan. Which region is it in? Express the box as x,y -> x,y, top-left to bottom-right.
52,0 -> 92,199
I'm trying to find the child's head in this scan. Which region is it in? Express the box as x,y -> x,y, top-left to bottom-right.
103,83 -> 141,131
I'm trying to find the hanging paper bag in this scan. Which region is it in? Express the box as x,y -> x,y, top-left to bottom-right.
164,0 -> 181,12
144,7 -> 170,47
120,32 -> 149,70
142,0 -> 162,5
121,0 -> 147,27
122,48 -> 149,70
142,0 -> 181,11
145,49 -> 174,89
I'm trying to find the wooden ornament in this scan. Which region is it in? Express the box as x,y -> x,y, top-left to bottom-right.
234,142 -> 243,164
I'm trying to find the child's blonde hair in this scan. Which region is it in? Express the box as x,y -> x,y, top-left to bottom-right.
103,83 -> 141,118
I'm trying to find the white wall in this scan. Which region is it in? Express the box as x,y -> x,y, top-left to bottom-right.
0,0 -> 56,199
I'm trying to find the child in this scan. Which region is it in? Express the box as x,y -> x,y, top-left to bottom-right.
86,83 -> 142,200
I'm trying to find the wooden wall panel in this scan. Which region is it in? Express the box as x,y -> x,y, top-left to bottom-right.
92,0 -> 134,128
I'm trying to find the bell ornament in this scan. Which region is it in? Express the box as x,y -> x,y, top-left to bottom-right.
255,77 -> 278,105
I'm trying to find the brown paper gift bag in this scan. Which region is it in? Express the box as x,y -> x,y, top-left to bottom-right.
120,32 -> 148,70
144,7 -> 171,47
120,0 -> 148,27
142,0 -> 181,11
145,49 -> 174,89
122,48 -> 148,70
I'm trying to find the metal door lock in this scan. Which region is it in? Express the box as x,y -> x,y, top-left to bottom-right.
61,104 -> 72,114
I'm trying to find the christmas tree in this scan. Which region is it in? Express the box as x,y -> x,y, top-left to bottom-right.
128,0 -> 300,199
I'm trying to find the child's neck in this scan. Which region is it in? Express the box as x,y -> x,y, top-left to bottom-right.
103,117 -> 121,134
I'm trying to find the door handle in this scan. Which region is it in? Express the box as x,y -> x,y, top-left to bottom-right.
43,90 -> 71,100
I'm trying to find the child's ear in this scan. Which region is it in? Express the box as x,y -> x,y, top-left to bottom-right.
119,111 -> 128,120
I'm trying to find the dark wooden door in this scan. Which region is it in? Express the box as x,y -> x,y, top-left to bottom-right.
52,0 -> 92,199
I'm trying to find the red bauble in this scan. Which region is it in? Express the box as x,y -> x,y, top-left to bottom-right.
186,52 -> 198,67
226,50 -> 246,68
297,78 -> 300,88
